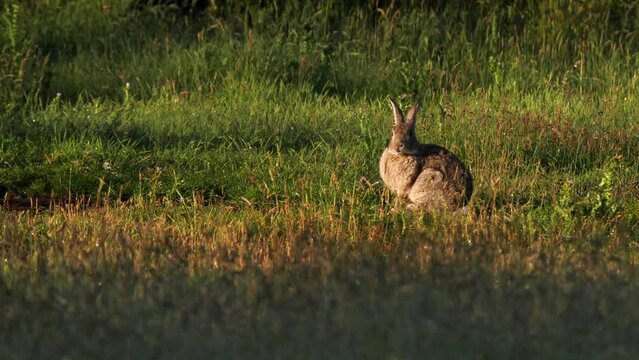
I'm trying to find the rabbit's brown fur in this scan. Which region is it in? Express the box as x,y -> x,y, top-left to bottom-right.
379,99 -> 473,211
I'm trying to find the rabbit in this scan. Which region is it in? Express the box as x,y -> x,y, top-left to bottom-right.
379,99 -> 473,212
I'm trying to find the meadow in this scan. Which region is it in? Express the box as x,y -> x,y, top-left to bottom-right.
1,0 -> 639,358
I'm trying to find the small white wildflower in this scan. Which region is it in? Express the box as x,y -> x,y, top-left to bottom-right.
102,161 -> 112,171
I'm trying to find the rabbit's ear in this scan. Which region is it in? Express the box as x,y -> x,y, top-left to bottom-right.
389,99 -> 404,125
406,100 -> 420,127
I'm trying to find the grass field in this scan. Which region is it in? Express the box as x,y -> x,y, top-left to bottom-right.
1,0 -> 639,358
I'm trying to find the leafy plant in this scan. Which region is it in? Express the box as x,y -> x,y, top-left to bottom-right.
0,1 -> 48,114
554,157 -> 623,224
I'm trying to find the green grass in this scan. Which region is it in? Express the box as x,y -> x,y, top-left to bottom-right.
1,0 -> 639,358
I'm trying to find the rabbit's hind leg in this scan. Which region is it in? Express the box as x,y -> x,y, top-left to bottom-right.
408,168 -> 447,210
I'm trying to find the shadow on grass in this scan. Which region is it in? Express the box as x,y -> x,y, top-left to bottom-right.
1,248 -> 637,359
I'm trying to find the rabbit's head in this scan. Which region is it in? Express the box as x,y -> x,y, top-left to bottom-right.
387,99 -> 420,155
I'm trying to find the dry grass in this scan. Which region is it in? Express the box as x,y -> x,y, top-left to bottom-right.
2,197 -> 638,358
